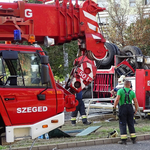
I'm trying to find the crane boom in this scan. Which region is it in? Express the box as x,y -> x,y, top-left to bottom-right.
0,0 -> 107,60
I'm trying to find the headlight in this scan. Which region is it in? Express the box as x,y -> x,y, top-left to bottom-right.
144,56 -> 150,64
136,56 -> 143,62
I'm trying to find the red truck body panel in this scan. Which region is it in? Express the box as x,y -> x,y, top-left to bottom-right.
0,44 -> 65,126
136,69 -> 145,109
136,69 -> 150,110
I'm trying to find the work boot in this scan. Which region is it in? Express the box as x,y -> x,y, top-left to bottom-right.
71,120 -> 76,126
118,139 -> 127,145
131,137 -> 137,144
83,121 -> 91,125
134,119 -> 138,124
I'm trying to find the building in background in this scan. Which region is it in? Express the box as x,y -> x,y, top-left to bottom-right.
96,0 -> 150,41
97,0 -> 150,26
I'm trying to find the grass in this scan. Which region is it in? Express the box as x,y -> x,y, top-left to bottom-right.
1,117 -> 150,149
0,146 -> 7,150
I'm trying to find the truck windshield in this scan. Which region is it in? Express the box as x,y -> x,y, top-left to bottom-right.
0,52 -> 52,87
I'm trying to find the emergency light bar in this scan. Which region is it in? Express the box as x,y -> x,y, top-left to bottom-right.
14,30 -> 21,41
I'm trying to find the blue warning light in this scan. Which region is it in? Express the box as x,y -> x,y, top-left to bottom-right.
14,30 -> 21,41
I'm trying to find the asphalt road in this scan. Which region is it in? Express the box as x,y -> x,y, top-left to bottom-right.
59,140 -> 150,150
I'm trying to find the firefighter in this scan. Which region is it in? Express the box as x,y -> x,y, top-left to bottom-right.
113,80 -> 138,145
110,75 -> 125,98
71,90 -> 91,126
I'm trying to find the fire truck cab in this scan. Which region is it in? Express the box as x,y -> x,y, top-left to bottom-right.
0,44 -> 66,143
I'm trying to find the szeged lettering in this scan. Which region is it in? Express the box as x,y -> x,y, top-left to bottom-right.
17,106 -> 48,113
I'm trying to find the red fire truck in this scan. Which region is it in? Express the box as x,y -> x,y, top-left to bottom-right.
83,44 -> 150,116
0,0 -> 107,145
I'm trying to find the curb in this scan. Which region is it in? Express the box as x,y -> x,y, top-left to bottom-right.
8,134 -> 150,150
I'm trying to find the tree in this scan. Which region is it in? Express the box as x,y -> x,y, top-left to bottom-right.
125,4 -> 150,55
100,0 -> 150,55
104,0 -> 129,48
42,40 -> 78,80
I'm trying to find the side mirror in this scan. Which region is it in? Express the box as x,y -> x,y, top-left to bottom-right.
41,56 -> 49,64
41,64 -> 50,84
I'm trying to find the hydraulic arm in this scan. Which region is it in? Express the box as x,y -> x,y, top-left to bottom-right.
0,0 -> 107,60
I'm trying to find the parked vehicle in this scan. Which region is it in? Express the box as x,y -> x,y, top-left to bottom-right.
83,45 -> 150,115
0,0 -> 106,145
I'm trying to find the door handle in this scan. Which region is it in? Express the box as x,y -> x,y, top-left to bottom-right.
4,98 -> 15,101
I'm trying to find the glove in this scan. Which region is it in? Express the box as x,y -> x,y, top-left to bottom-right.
113,107 -> 116,115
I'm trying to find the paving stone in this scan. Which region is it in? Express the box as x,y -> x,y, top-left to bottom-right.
111,137 -> 120,143
76,141 -> 86,147
94,139 -> 104,145
85,140 -> 95,146
57,143 -> 68,149
47,144 -> 57,150
137,135 -> 145,141
31,147 -> 39,150
67,142 -> 76,148
38,145 -> 49,150
17,147 -> 29,150
103,138 -> 112,144
5,134 -> 149,150
144,134 -> 150,140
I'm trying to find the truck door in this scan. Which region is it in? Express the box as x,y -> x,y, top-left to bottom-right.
0,51 -> 62,125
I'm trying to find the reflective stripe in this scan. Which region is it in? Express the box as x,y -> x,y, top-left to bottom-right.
83,10 -> 97,22
130,133 -> 136,138
121,135 -> 127,139
92,34 -> 101,40
71,117 -> 76,121
87,63 -> 93,78
82,115 -> 87,119
87,22 -> 100,33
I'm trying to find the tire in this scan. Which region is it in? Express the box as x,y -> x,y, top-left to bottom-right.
100,42 -> 116,66
95,60 -> 102,69
109,43 -> 117,55
141,64 -> 150,69
133,46 -> 143,55
121,45 -> 140,56
111,43 -> 120,55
